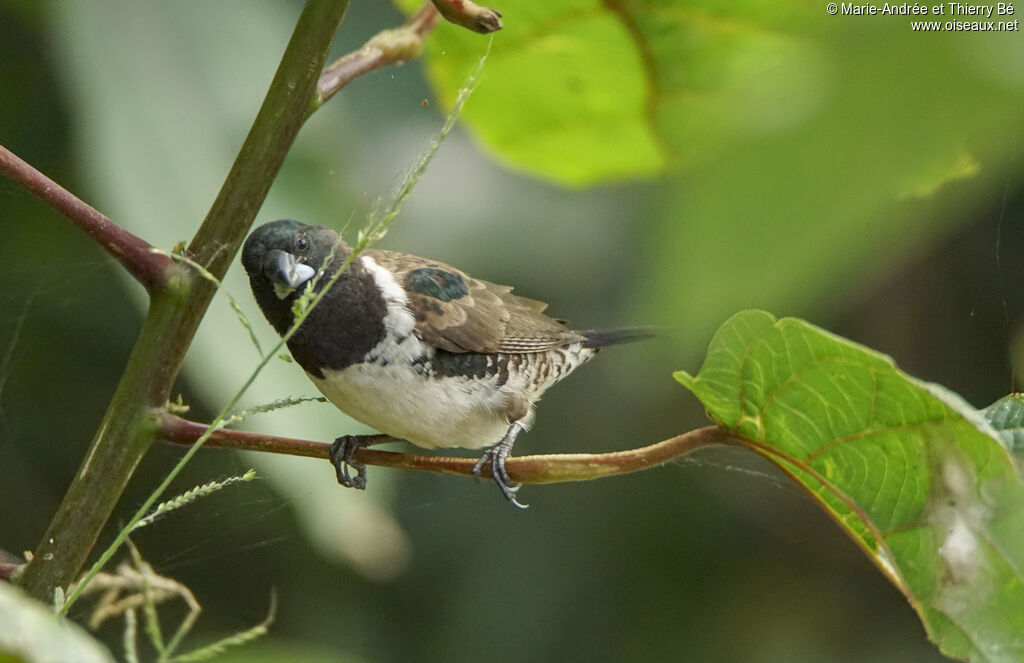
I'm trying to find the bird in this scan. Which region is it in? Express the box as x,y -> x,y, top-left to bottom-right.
241,219 -> 649,508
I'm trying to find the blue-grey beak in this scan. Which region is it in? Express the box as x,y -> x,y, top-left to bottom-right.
267,249 -> 316,299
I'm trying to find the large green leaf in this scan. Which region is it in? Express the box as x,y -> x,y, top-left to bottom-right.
397,0 -> 1023,187
397,0 -> 667,185
677,310 -> 1024,663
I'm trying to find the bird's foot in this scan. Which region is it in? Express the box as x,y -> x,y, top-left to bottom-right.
329,435 -> 372,490
472,423 -> 528,509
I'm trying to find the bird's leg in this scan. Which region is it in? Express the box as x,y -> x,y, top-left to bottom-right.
329,434 -> 380,490
472,422 -> 528,509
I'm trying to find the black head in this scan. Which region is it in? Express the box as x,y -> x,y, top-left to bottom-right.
242,220 -> 387,373
242,219 -> 350,288
242,219 -> 352,333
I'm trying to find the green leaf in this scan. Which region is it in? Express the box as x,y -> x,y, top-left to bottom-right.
677,310 -> 1024,663
397,0 -> 1023,188
0,582 -> 115,663
401,0 -> 667,185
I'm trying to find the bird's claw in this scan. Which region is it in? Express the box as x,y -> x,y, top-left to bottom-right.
330,435 -> 368,490
473,440 -> 528,509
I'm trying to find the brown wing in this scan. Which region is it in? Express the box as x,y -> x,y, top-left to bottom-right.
367,249 -> 585,354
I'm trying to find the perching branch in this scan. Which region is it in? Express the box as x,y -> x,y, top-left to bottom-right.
316,2 -> 442,108
159,414 -> 736,484
0,145 -> 171,294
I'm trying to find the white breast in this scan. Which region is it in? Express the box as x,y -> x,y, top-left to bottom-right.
310,364 -> 519,450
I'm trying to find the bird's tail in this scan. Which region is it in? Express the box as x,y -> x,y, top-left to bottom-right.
580,326 -> 658,349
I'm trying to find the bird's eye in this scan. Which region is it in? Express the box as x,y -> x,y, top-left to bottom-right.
295,236 -> 308,253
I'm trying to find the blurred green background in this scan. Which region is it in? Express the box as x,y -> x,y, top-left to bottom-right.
2,0 -> 1023,661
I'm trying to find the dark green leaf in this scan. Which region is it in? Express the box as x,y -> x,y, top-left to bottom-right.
678,310 -> 1024,663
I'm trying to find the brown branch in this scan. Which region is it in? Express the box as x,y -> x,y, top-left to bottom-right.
315,2 -> 442,108
159,414 -> 735,484
0,144 -> 171,294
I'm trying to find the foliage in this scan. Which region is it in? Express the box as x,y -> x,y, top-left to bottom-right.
400,0 -> 1022,189
3,0 -> 1023,662
678,310 -> 1024,661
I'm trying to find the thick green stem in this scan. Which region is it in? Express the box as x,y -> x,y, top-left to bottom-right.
17,0 -> 351,601
19,278 -> 190,599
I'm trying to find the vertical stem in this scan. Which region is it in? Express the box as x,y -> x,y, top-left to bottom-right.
18,282 -> 192,600
16,0 -> 351,601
